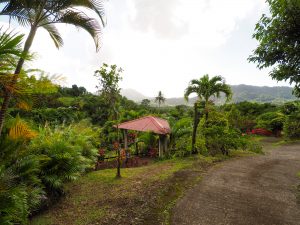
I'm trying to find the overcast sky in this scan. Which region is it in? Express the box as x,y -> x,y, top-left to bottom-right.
0,0 -> 291,98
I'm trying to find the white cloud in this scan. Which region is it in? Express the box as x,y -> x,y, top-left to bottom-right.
0,0 -> 290,98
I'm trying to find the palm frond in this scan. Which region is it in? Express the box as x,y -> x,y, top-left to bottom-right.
40,21 -> 63,48
55,10 -> 101,50
8,118 -> 37,140
66,0 -> 106,26
184,85 -> 198,101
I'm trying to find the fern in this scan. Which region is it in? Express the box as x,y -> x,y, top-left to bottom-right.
8,117 -> 37,140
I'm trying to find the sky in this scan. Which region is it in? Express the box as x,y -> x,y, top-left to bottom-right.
0,0 -> 291,98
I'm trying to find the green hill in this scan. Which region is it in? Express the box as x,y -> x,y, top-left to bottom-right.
121,85 -> 297,105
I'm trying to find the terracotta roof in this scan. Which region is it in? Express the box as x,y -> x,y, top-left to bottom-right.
115,116 -> 171,135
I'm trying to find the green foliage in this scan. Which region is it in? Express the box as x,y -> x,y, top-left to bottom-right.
173,136 -> 192,157
249,0 -> 300,96
0,28 -> 25,75
284,112 -> 300,140
30,121 -> 99,196
58,85 -> 87,97
138,132 -> 157,148
16,107 -> 86,125
256,112 -> 285,133
197,111 -> 247,156
94,63 -> 123,120
141,99 -> 151,108
0,0 -> 104,50
0,117 -> 100,224
184,74 -> 232,153
0,119 -> 44,225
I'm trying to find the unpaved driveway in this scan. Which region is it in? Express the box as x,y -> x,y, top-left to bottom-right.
172,141 -> 300,225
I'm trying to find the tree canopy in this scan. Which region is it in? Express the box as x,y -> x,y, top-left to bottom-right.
249,0 -> 300,97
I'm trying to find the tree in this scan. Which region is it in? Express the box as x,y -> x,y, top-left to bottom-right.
94,63 -> 123,178
141,99 -> 151,108
184,74 -> 232,153
155,91 -> 165,108
249,0 -> 300,97
0,0 -> 105,136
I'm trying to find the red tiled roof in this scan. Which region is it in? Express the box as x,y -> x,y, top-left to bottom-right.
115,116 -> 171,135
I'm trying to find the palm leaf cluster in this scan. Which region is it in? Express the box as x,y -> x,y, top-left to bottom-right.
0,28 -> 26,89
184,74 -> 232,103
0,0 -> 105,50
0,28 -> 24,66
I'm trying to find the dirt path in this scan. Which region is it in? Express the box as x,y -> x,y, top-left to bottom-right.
171,141 -> 300,225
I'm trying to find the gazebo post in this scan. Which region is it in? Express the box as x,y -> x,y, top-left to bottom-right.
123,129 -> 128,151
159,135 -> 165,158
164,135 -> 168,155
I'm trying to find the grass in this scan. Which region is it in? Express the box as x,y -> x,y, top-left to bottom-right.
30,152 -> 259,225
273,139 -> 300,146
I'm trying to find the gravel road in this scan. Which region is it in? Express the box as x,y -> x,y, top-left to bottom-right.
171,140 -> 300,225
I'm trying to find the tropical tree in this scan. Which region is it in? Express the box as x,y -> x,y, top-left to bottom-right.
94,63 -> 123,178
184,74 -> 232,153
249,0 -> 300,97
155,91 -> 165,108
0,0 -> 105,136
141,99 -> 151,108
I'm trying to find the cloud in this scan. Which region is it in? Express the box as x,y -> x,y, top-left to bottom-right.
1,0 -> 289,98
129,0 -> 188,39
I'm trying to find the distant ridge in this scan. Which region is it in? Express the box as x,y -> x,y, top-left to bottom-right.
121,85 -> 297,105
121,88 -> 147,102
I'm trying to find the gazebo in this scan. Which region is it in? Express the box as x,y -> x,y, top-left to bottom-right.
115,116 -> 171,157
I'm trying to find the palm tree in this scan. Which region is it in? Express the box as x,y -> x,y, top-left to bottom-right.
155,91 -> 165,108
0,0 -> 105,136
184,74 -> 232,153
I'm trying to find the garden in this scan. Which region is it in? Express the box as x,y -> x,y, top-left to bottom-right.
0,0 -> 300,224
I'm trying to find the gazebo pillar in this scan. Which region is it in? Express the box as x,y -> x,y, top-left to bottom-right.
159,135 -> 168,157
123,130 -> 128,151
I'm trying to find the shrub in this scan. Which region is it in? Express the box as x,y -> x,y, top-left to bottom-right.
29,121 -> 99,198
255,111 -> 285,135
284,112 -> 300,139
172,135 -> 192,157
0,119 -> 44,225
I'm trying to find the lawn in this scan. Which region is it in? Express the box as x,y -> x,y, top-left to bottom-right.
30,152 -> 255,225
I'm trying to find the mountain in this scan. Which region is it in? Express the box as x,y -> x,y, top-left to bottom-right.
121,85 -> 297,105
121,89 -> 147,102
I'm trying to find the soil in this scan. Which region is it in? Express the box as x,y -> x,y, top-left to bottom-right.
171,140 -> 300,225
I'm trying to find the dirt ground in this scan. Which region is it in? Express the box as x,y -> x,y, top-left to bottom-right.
172,140 -> 300,225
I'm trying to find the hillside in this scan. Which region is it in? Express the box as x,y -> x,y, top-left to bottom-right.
121,85 -> 297,105
120,88 -> 147,102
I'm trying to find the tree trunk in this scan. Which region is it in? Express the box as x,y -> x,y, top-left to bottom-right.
204,100 -> 209,127
0,26 -> 37,136
191,102 -> 200,154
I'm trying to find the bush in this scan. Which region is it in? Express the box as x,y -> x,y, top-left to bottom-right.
198,111 -> 241,156
0,119 -> 44,225
172,135 -> 192,157
284,112 -> 300,139
255,111 -> 285,135
0,118 -> 100,224
29,121 -> 99,198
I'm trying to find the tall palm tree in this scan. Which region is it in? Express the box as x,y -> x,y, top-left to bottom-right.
155,91 -> 165,108
0,0 -> 105,135
184,74 -> 232,153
